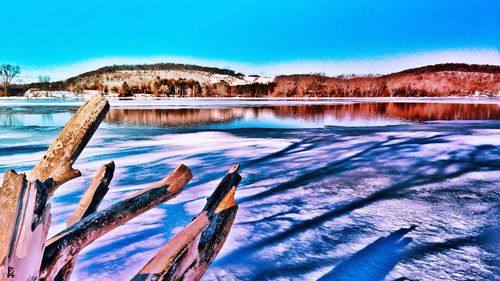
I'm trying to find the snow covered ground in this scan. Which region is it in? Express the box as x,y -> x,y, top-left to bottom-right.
0,100 -> 499,280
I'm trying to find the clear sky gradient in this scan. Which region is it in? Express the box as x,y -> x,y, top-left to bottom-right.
1,0 -> 499,80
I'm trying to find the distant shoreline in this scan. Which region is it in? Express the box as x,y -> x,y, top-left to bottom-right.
1,96 -> 499,106
6,63 -> 500,98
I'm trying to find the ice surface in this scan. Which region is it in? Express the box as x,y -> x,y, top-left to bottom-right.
0,99 -> 499,280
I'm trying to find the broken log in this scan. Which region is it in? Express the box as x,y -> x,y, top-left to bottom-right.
40,164 -> 193,280
28,93 -> 110,194
0,94 -> 109,280
132,164 -> 241,281
0,170 -> 52,281
55,161 -> 115,281
66,161 -> 115,226
1,92 -> 243,280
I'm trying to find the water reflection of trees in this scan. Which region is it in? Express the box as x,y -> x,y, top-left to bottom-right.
272,103 -> 500,121
0,113 -> 22,126
106,108 -> 246,126
105,103 -> 500,126
42,113 -> 54,123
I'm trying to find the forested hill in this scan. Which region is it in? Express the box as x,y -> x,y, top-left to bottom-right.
66,63 -> 244,84
274,63 -> 500,97
18,63 -> 500,97
387,63 -> 500,76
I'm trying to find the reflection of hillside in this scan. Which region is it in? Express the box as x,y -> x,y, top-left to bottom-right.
384,103 -> 500,120
272,103 -> 500,121
0,113 -> 22,126
105,103 -> 500,126
105,108 -> 247,126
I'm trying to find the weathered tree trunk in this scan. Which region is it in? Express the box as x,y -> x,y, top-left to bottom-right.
54,161 -> 115,281
0,94 -> 110,281
0,171 -> 52,281
28,93 -> 110,194
1,93 -> 242,281
40,164 -> 193,280
132,165 -> 241,281
66,162 -> 115,226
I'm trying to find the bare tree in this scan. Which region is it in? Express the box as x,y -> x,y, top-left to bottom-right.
38,75 -> 51,83
1,64 -> 20,96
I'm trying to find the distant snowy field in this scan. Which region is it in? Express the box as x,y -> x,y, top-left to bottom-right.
0,99 -> 499,280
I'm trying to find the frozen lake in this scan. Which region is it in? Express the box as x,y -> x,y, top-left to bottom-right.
0,98 -> 499,280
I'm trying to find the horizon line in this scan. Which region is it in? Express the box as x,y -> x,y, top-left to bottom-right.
12,49 -> 500,84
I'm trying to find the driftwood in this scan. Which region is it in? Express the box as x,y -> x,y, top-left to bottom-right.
0,171 -> 52,280
28,94 -> 110,194
55,161 -> 115,281
66,161 -> 115,226
40,164 -> 192,280
0,94 -> 109,280
0,94 -> 241,281
133,164 -> 241,281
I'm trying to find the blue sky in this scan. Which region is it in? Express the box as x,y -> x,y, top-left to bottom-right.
1,0 -> 499,80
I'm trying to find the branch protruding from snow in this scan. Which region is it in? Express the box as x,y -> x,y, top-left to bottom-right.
40,164 -> 193,280
27,94 -> 110,194
133,164 -> 241,281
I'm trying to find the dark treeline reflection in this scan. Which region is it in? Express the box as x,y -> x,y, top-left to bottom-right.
105,103 -> 500,126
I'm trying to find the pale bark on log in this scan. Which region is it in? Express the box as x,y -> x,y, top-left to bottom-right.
132,213 -> 210,281
0,94 -> 110,281
54,161 -> 115,281
28,94 -> 110,194
66,161 -> 115,226
0,170 -> 52,281
170,206 -> 237,281
40,164 -> 193,280
132,164 -> 241,281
